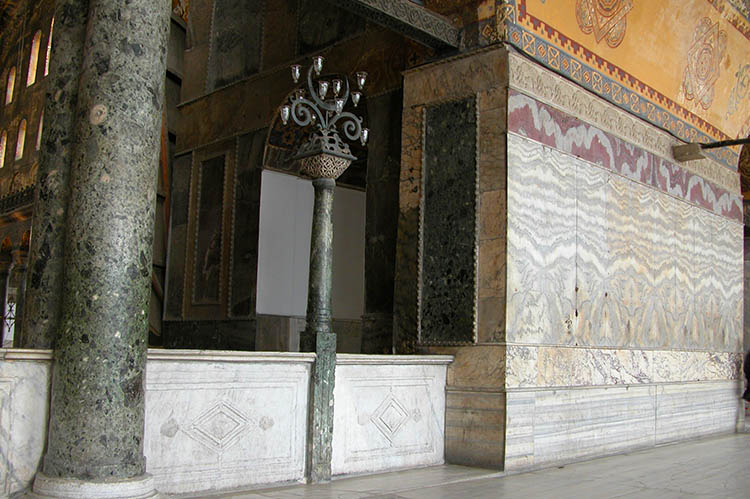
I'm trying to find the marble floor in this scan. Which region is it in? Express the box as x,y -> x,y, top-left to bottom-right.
175,432 -> 750,499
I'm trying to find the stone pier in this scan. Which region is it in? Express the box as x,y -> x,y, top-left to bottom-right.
32,0 -> 170,496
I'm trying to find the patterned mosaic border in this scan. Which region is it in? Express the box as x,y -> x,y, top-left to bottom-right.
508,90 -> 743,222
504,0 -> 740,170
508,51 -> 741,193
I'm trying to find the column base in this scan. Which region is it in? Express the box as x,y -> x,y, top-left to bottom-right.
31,472 -> 159,498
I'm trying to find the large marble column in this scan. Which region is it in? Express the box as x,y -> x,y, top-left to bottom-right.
301,177 -> 337,483
33,0 -> 170,497
20,0 -> 90,349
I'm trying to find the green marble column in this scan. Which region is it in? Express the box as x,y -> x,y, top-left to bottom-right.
10,248 -> 27,348
302,178 -> 337,483
0,255 -> 10,346
20,0 -> 90,349
33,0 -> 169,496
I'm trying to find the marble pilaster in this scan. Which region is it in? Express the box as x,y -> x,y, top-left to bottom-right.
20,0 -> 90,349
361,90 -> 401,354
34,0 -> 170,496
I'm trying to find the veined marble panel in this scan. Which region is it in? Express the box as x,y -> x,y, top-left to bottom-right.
507,52 -> 740,194
508,90 -> 742,223
507,134 -> 743,351
331,355 -> 451,476
144,351 -> 314,494
505,381 -> 741,471
507,136 -> 576,345
0,349 -> 52,497
506,345 -> 742,389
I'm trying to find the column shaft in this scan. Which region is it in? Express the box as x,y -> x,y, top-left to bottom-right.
303,178 -> 337,483
41,0 -> 169,482
20,0 -> 90,349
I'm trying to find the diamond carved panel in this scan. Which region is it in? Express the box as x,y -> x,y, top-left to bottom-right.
370,393 -> 410,445
185,400 -> 251,453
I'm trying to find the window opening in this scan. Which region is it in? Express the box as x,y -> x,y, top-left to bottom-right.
36,112 -> 43,150
27,31 -> 42,86
5,67 -> 15,104
0,131 -> 6,168
15,120 -> 26,160
44,18 -> 54,77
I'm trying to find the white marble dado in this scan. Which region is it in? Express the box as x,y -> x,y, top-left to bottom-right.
0,349 -> 52,497
2,350 -> 452,497
144,350 -> 315,494
331,355 -> 453,476
505,380 -> 741,471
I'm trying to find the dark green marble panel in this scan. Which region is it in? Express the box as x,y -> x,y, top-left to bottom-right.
194,155 -> 225,305
208,0 -> 263,90
421,97 -> 477,344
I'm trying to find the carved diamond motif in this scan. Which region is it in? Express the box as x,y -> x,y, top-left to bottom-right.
186,400 -> 250,453
370,393 -> 410,445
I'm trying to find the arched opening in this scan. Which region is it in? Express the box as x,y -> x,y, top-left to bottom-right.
254,91 -> 368,352
27,30 -> 42,86
0,131 -> 6,168
15,120 -> 26,160
5,67 -> 15,105
44,18 -> 54,77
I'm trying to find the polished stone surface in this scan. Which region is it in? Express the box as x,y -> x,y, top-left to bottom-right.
42,0 -> 171,480
421,97 -> 477,345
184,433 -> 750,498
21,0 -> 89,349
331,355 -> 452,476
144,351 -> 314,494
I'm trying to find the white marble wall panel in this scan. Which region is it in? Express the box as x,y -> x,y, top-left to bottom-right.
506,346 -> 742,389
505,381 -> 741,471
144,351 -> 314,494
331,355 -> 452,476
654,381 -> 740,444
0,350 -> 51,498
507,133 -> 743,352
507,137 -> 576,345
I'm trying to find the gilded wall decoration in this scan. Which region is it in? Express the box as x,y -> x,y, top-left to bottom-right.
575,0 -> 632,48
682,17 -> 728,110
172,0 -> 189,23
502,0 -> 749,170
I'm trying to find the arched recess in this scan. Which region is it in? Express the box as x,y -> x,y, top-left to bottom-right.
254,92 -> 368,351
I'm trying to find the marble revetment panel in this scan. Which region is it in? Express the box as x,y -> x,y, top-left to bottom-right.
506,132 -> 743,352
0,350 -> 52,497
193,155 -> 226,306
506,135 -> 576,345
331,355 -> 451,475
144,352 -> 313,494
419,98 -> 477,345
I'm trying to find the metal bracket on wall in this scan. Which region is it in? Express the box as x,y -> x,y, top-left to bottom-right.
672,137 -> 750,163
321,0 -> 460,50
